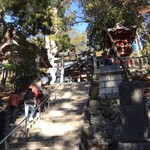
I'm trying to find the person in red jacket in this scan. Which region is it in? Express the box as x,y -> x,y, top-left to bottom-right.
8,89 -> 21,126
29,83 -> 39,98
29,83 -> 42,105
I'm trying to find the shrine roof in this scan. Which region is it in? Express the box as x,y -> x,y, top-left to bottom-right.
108,23 -> 130,32
104,23 -> 136,46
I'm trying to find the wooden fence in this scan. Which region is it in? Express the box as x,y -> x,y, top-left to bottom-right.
94,54 -> 150,73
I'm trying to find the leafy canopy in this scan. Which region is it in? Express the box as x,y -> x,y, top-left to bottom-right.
77,0 -> 150,50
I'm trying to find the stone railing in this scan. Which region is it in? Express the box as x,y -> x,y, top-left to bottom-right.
94,54 -> 150,74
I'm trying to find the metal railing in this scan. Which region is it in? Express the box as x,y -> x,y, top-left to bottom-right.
0,83 -> 63,149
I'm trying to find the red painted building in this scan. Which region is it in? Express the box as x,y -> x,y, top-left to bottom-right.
104,23 -> 136,57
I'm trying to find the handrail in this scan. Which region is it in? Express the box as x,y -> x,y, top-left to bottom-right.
0,115 -> 28,145
0,83 -> 63,147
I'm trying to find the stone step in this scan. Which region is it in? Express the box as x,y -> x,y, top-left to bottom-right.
8,128 -> 42,141
9,137 -> 26,143
5,111 -> 82,144
9,130 -> 25,138
5,125 -> 24,137
9,140 -> 76,150
9,131 -> 78,144
10,145 -> 73,150
7,127 -> 42,141
5,82 -> 89,150
4,116 -> 42,141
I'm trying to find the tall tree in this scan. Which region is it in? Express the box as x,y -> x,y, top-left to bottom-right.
78,0 -> 149,49
69,28 -> 88,54
0,0 -> 74,89
0,0 -> 73,48
76,0 -> 150,80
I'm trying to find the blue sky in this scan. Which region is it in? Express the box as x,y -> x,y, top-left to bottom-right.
4,15 -> 12,22
70,1 -> 88,33
4,14 -> 18,23
74,22 -> 88,33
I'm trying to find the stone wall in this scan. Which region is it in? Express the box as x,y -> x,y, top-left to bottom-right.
80,81 -> 122,150
99,73 -> 122,99
80,80 -> 150,150
80,60 -> 150,149
80,66 -> 123,150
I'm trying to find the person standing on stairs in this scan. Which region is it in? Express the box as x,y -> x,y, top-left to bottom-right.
55,68 -> 61,83
29,82 -> 44,111
23,88 -> 37,122
8,89 -> 21,126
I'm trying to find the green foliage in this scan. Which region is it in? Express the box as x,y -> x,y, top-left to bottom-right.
0,31 -> 39,90
0,0 -> 78,54
0,0 -> 77,90
0,0 -> 72,36
69,29 -> 88,53
0,0 -> 75,53
55,32 -> 72,52
78,0 -> 149,50
141,41 -> 150,55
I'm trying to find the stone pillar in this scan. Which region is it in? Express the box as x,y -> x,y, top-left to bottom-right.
60,55 -> 64,83
45,35 -> 58,68
98,65 -> 123,99
99,73 -> 122,99
119,81 -> 149,142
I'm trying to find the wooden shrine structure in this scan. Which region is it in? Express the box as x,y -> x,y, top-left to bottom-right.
104,23 -> 136,57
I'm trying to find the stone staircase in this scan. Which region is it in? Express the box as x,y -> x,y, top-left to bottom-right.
2,82 -> 90,150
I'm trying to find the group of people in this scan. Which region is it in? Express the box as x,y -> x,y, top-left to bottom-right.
8,68 -> 62,126
8,82 -> 44,126
40,68 -> 61,85
8,89 -> 21,126
40,72 -> 52,86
